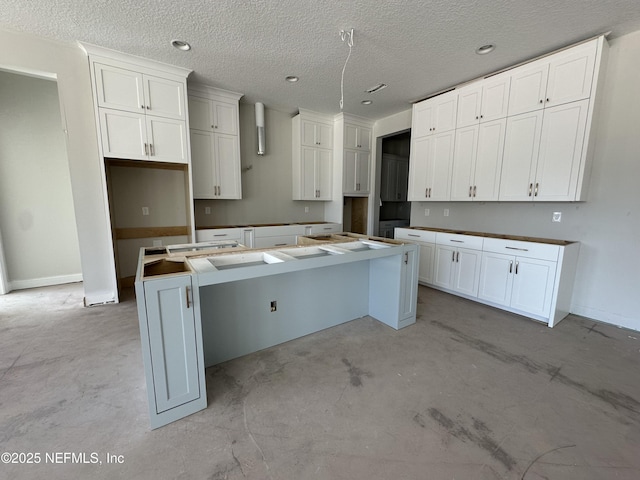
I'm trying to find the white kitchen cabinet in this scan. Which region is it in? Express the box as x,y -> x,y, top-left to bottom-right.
381,154 -> 409,202
412,90 -> 458,138
451,118 -> 506,201
434,245 -> 482,297
188,86 -> 243,199
136,270 -> 206,429
395,228 -> 435,285
456,75 -> 511,128
408,130 -> 455,201
508,39 -> 597,116
94,63 -> 186,120
344,124 -> 372,150
99,108 -> 187,163
195,227 -> 242,243
499,99 -> 589,201
293,111 -> 333,201
399,247 -> 419,321
190,130 -> 241,199
343,150 -> 371,195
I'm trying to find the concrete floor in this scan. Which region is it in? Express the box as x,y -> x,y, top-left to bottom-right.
1,283 -> 639,480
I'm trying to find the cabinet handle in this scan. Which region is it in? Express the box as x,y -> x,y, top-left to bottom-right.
428,187 -> 432,198
515,261 -> 519,275
480,115 -> 483,119
475,116 -> 479,120
408,234 -> 420,238
473,185 -> 476,197
450,239 -> 464,243
534,183 -> 539,196
469,186 -> 472,197
146,105 -> 150,110
218,186 -> 221,196
213,234 -> 227,237
528,183 -> 533,196
425,188 -> 428,198
509,260 -> 513,273
356,183 -> 360,191
404,252 -> 409,265
149,143 -> 154,156
275,243 -> 287,246
539,99 -> 543,104
456,251 -> 460,262
214,125 -> 218,129
140,104 -> 145,109
546,98 -> 549,103
211,125 -> 215,129
185,286 -> 191,309
505,246 -> 528,252
144,143 -> 149,155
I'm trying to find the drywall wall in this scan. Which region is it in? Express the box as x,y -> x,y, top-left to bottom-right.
0,71 -> 82,289
409,30 -> 640,331
0,29 -> 116,304
193,104 -> 325,226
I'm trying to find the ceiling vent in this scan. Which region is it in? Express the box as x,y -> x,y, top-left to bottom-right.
365,83 -> 387,94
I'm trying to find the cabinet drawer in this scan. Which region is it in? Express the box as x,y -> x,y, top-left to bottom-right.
196,228 -> 242,242
395,228 -> 436,243
253,235 -> 298,248
253,225 -> 306,237
306,223 -> 342,234
482,237 -> 560,261
436,232 -> 484,250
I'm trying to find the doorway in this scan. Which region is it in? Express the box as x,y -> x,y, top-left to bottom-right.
377,131 -> 411,238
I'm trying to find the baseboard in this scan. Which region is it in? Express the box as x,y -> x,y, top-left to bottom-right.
9,273 -> 83,291
571,304 -> 640,332
84,290 -> 117,306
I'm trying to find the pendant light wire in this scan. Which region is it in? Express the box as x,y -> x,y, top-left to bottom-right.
339,29 -> 354,110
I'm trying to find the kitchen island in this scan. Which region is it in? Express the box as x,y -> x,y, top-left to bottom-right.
135,234 -> 419,429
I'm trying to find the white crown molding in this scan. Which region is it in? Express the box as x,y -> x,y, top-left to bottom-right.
188,83 -> 243,102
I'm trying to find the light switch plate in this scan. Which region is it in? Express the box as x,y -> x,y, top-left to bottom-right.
142,206 -> 149,216
205,206 -> 211,215
552,212 -> 562,222
444,208 -> 450,217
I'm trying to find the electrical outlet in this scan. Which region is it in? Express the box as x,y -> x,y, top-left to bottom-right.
270,300 -> 277,312
205,206 -> 211,215
305,206 -> 309,213
552,212 -> 562,222
141,206 -> 149,216
444,208 -> 449,217
424,208 -> 430,216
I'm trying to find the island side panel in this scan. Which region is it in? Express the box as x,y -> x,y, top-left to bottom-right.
199,261 -> 370,367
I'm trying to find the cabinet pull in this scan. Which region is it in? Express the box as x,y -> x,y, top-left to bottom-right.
428,187 -> 432,198
509,260 -> 513,273
356,183 -> 360,191
469,186 -> 472,197
185,286 -> 191,309
456,251 -> 460,262
473,185 -> 476,197
213,234 -> 228,237
534,183 -> 539,196
408,234 -> 420,238
404,252 -> 409,265
211,124 -> 215,129
528,183 -> 533,196
149,143 -> 154,156
452,251 -> 455,262
475,116 -> 479,120
546,98 -> 549,103
146,105 -> 150,110
140,104 -> 145,109
480,115 -> 483,119
144,143 -> 149,155
505,246 -> 528,251
275,243 -> 287,246
214,125 -> 218,129
450,239 -> 464,243
425,188 -> 428,198
539,99 -> 543,104
515,261 -> 519,275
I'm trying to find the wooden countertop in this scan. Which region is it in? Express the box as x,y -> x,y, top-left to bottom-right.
406,227 -> 576,246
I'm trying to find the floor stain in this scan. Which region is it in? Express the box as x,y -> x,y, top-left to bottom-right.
342,358 -> 372,387
581,323 -> 613,339
426,408 -> 516,471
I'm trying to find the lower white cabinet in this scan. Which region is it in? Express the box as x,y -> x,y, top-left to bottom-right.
136,272 -> 206,428
190,130 -> 241,199
395,228 -> 579,327
343,150 -> 371,195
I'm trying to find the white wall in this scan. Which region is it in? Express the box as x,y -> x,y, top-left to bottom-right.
0,71 -> 82,289
194,104 -> 325,226
0,29 -> 116,304
409,31 -> 640,331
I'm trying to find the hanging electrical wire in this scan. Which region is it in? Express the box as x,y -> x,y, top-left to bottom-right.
339,29 -> 354,110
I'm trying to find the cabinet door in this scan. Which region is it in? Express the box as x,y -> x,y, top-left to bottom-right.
499,110 -> 543,201
433,245 -> 456,289
345,125 -> 359,149
358,127 -> 372,151
212,101 -> 238,135
94,63 -> 145,113
478,251 -> 514,307
188,96 -> 213,132
480,75 -> 511,122
452,247 -> 482,297
511,257 -> 556,317
473,118 -> 506,201
412,100 -> 435,138
434,92 -> 458,133
546,41 -> 596,108
190,130 -> 216,198
301,120 -> 318,147
428,131 -> 455,201
215,133 -> 242,199
408,136 -> 431,200
355,151 -> 371,194
317,123 -> 333,149
343,149 -> 358,194
534,100 -> 589,201
456,84 -> 482,128
144,75 -> 186,120
300,147 -> 317,199
316,148 -> 333,200
99,108 -> 147,160
417,241 -> 435,285
400,247 -> 418,320
146,117 -> 188,163
451,125 -> 478,201
508,60 -> 549,116
144,275 -> 200,413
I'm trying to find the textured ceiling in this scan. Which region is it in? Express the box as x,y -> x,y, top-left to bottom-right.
2,0 -> 640,120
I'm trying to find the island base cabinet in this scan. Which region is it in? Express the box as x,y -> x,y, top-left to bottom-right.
433,245 -> 482,298
136,274 -> 206,429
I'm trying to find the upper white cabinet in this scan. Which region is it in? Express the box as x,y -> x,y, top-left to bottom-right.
94,63 -> 186,120
456,74 -> 511,128
508,40 -> 597,116
344,124 -> 372,150
293,111 -> 334,201
412,90 -> 458,138
339,116 -> 373,196
188,86 -> 243,199
408,130 -> 455,201
343,150 -> 371,195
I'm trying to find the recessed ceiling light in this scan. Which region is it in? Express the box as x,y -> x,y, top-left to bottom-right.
476,44 -> 495,55
365,83 -> 387,94
361,100 -> 372,105
171,40 -> 191,51
285,75 -> 299,83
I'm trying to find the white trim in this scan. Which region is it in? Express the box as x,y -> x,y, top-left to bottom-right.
0,229 -> 9,295
188,83 -> 243,102
9,274 -> 83,291
84,290 -> 118,306
571,305 -> 640,332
